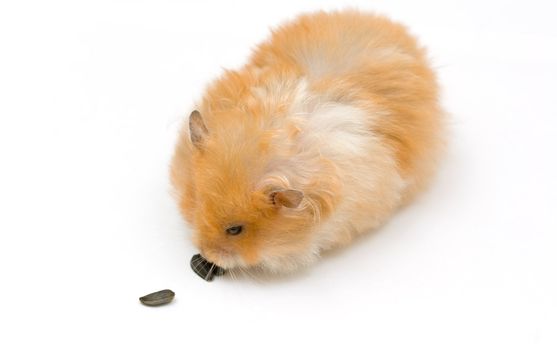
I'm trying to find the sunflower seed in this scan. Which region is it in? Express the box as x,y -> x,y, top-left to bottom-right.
190,254 -> 226,281
139,289 -> 175,306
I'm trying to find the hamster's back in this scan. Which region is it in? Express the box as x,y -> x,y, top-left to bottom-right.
249,10 -> 444,202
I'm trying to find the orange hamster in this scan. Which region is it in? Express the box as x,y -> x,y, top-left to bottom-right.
171,10 -> 444,274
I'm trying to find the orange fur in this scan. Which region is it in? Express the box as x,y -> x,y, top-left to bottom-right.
171,10 -> 444,273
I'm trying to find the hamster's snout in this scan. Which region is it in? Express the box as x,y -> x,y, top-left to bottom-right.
200,246 -> 239,269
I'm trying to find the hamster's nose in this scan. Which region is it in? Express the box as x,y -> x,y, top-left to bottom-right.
201,246 -> 236,268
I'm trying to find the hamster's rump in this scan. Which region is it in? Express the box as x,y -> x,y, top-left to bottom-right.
171,10 -> 444,273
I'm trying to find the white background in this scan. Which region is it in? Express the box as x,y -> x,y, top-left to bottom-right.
1,0 -> 556,349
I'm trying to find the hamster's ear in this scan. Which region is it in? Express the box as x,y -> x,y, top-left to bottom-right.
189,110 -> 208,148
270,189 -> 304,208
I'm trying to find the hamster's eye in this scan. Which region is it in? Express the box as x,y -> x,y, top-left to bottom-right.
225,225 -> 243,236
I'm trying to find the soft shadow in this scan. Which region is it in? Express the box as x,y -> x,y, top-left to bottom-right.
220,264 -> 314,285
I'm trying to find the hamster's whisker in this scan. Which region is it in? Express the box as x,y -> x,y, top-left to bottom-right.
207,263 -> 216,277
239,266 -> 249,280
250,267 -> 261,282
240,266 -> 260,282
229,268 -> 238,281
237,267 -> 246,280
193,258 -> 208,271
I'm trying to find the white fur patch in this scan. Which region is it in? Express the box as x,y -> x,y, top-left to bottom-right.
289,79 -> 373,160
288,80 -> 406,256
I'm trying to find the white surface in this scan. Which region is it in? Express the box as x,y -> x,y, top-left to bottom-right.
1,1 -> 556,349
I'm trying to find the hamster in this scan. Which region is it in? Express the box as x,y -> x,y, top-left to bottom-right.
171,10 -> 444,274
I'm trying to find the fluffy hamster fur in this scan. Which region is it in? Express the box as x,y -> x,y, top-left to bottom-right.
171,10 -> 444,274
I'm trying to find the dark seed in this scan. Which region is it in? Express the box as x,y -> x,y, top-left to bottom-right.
190,254 -> 226,281
139,289 -> 175,306
213,265 -> 226,276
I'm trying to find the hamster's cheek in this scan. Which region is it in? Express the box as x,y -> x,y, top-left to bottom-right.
190,232 -> 202,249
239,246 -> 260,266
